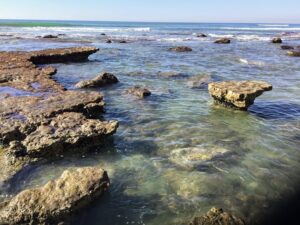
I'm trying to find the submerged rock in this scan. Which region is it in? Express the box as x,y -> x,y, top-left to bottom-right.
190,207 -> 245,225
0,167 -> 110,224
158,71 -> 188,78
170,146 -> 229,169
169,46 -> 193,52
272,37 -> 282,44
214,38 -> 231,44
208,80 -> 272,110
186,74 -> 213,89
126,86 -> 151,98
281,45 -> 294,50
75,72 -> 119,88
287,51 -> 300,57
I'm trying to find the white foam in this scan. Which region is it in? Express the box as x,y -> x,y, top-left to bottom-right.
258,24 -> 289,27
222,27 -> 300,31
239,58 -> 265,66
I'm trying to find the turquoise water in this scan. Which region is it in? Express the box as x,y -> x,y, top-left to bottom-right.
1,20 -> 300,224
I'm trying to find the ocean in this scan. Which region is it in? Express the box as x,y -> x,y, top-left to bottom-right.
1,20 -> 300,225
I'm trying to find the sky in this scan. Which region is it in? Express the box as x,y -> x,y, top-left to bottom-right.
0,0 -> 299,23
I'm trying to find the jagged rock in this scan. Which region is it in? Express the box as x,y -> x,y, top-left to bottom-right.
214,38 -> 231,44
126,86 -> 151,98
187,74 -> 213,89
29,46 -> 99,64
208,80 -> 272,110
43,35 -> 58,39
287,51 -> 300,57
196,33 -> 207,38
0,167 -> 110,225
190,207 -> 245,225
281,45 -> 294,50
272,37 -> 282,44
75,72 -> 119,88
169,46 -> 193,52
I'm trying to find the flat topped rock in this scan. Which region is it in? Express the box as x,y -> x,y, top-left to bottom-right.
214,38 -> 231,44
169,46 -> 193,52
0,167 -> 110,224
29,46 -> 99,64
75,72 -> 119,88
208,80 -> 272,110
287,51 -> 300,57
190,207 -> 245,225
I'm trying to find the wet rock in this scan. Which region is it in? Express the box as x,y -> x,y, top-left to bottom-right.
126,86 -> 151,98
208,80 -> 272,110
101,33 -> 106,36
75,72 -> 119,88
0,167 -> 110,225
158,71 -> 188,78
119,40 -> 127,43
29,46 -> 99,64
272,37 -> 282,44
281,45 -> 294,50
187,74 -> 213,89
196,33 -> 207,38
106,39 -> 112,43
287,51 -> 300,57
169,46 -> 193,52
43,35 -> 58,39
214,38 -> 231,44
190,207 -> 245,225
170,146 -> 229,169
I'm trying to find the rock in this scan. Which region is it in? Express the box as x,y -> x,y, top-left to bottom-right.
126,86 -> 151,98
106,40 -> 112,43
287,51 -> 300,57
75,72 -> 119,88
186,74 -> 212,89
29,46 -> 99,64
208,80 -> 272,110
170,146 -> 229,169
190,207 -> 245,225
169,46 -> 193,52
43,35 -> 58,39
101,33 -> 106,36
0,167 -> 110,224
272,37 -> 282,44
119,40 -> 127,43
0,47 -> 118,183
158,71 -> 188,78
196,33 -> 207,38
214,38 -> 231,44
281,45 -> 294,50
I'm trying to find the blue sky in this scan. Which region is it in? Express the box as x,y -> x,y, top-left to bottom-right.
0,0 -> 299,23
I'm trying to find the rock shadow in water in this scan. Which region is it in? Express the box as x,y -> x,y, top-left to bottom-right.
249,101 -> 300,120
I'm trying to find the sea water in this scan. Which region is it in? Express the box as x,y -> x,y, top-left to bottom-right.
0,20 -> 300,225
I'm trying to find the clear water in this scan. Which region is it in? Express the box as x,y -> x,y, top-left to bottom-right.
1,20 -> 300,225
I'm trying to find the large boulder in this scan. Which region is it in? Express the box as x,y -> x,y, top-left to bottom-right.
75,72 -> 119,88
190,207 -> 245,225
169,46 -> 193,52
272,37 -> 282,44
208,80 -> 272,110
287,51 -> 300,57
126,86 -> 151,98
0,167 -> 110,224
214,38 -> 231,44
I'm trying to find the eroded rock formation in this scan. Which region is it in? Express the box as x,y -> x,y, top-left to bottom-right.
0,167 -> 110,225
208,80 -> 272,110
126,86 -> 151,98
75,72 -> 119,88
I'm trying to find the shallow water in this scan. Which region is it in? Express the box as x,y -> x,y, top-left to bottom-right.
1,21 -> 300,224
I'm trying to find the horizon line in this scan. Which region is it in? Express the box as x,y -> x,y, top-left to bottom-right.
0,18 -> 299,25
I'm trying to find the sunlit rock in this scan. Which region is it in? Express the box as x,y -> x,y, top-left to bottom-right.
169,46 -> 193,52
75,72 -> 119,88
190,207 -> 245,225
214,38 -> 231,44
125,86 -> 151,98
0,167 -> 110,224
287,51 -> 300,57
272,37 -> 282,44
208,80 -> 272,110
